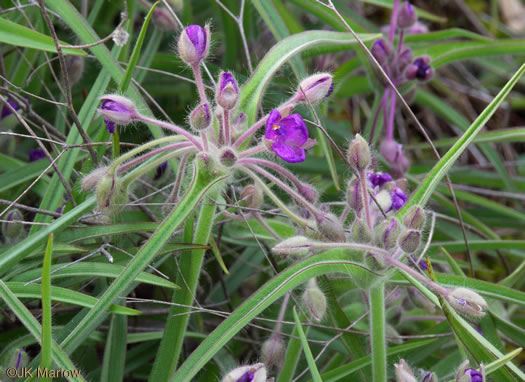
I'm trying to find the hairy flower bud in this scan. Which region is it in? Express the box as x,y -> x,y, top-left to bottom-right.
219,148 -> 237,167
346,177 -> 363,213
403,205 -> 426,230
397,48 -> 413,74
399,229 -> 421,253
272,236 -> 311,258
351,219 -> 372,243
317,213 -> 346,242
376,218 -> 401,249
98,95 -> 138,133
29,148 -> 45,162
81,166 -> 109,191
408,287 -> 435,313
217,72 -> 239,110
189,103 -> 211,131
303,278 -> 326,322
347,134 -> 370,171
297,183 -> 319,204
456,361 -> 485,382
422,372 -> 438,382
95,173 -> 128,216
447,288 -> 488,319
240,185 -> 264,210
64,55 -> 84,86
395,359 -> 417,382
2,208 -> 25,243
397,2 -> 417,29
222,363 -> 267,382
178,25 -> 210,65
296,73 -> 334,104
371,39 -> 394,66
261,334 -> 285,370
7,348 -> 29,372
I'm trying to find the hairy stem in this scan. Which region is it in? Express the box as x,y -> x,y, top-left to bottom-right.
369,283 -> 386,382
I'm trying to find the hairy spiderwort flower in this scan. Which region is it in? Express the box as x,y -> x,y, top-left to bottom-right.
178,25 -> 210,65
272,236 -> 311,258
371,39 -> 394,66
390,185 -> 407,210
261,334 -> 285,370
303,278 -> 327,322
221,363 -> 266,382
397,2 -> 417,29
403,205 -> 426,230
463,369 -> 483,382
216,72 -> 239,110
394,359 -> 417,382
447,288 -> 488,318
98,95 -> 138,134
1,208 -> 24,242
264,110 -> 309,163
189,103 -> 211,130
368,172 -> 393,188
347,134 -> 371,171
296,73 -> 334,104
422,372 -> 438,382
456,361 -> 485,382
29,148 -> 45,162
399,229 -> 421,253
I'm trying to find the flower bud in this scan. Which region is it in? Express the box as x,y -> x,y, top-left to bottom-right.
232,112 -> 248,140
456,360 -> 485,382
297,183 -> 318,204
178,25 -> 210,65
7,348 -> 29,371
95,173 -> 128,216
2,208 -> 25,243
296,73 -> 334,104
347,134 -> 370,171
447,288 -> 488,319
397,48 -> 413,74
317,213 -> 346,242
261,334 -> 285,370
371,39 -> 394,66
351,219 -> 371,243
272,236 -> 311,258
403,205 -> 426,230
376,218 -> 401,249
98,95 -> 138,133
152,8 -> 178,31
154,161 -> 168,181
395,359 -> 417,382
222,363 -> 267,382
397,2 -> 417,29
303,278 -> 326,322
346,177 -> 363,213
64,55 -> 84,86
408,286 -> 435,313
398,229 -> 421,253
217,72 -> 239,110
81,166 -> 109,191
386,324 -> 403,345
240,185 -> 264,210
406,56 -> 433,82
189,103 -> 211,131
422,372 -> 438,382
219,148 -> 237,167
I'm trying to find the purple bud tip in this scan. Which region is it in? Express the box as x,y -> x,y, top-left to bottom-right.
15,349 -> 23,370
105,119 -> 115,133
185,25 -> 207,57
422,372 -> 433,382
217,72 -> 239,110
411,255 -> 427,270
265,109 -> 308,163
1,99 -> 22,119
465,368 -> 483,382
390,186 -> 407,210
237,371 -> 255,382
219,72 -> 238,93
154,161 -> 168,180
29,148 -> 45,162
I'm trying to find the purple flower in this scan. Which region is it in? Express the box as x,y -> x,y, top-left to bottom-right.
265,110 -> 309,163
1,99 -> 21,119
411,255 -> 427,270
154,161 -> 168,180
178,25 -> 209,65
391,185 -> 407,210
464,368 -> 483,382
368,172 -> 393,188
406,56 -> 433,82
217,72 -> 239,110
29,149 -> 45,162
237,371 -> 254,382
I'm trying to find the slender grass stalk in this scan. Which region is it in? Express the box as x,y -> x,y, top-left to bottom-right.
292,306 -> 322,382
277,314 -> 310,382
40,233 -> 54,382
369,283 -> 386,382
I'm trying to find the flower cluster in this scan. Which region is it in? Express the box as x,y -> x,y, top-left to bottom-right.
394,359 -> 485,382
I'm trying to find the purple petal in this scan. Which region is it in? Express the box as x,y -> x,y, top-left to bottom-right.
185,25 -> 207,56
1,99 -> 21,119
29,149 -> 45,162
278,114 -> 308,146
368,172 -> 393,188
154,161 -> 168,180
237,371 -> 255,382
265,110 -> 283,141
273,140 -> 306,163
101,99 -> 130,113
390,186 -> 407,210
219,72 -> 238,93
104,119 -> 116,134
465,368 -> 483,382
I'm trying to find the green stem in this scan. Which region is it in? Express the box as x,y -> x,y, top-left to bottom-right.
148,191 -> 218,382
369,283 -> 387,382
40,233 -> 53,382
277,316 -> 310,382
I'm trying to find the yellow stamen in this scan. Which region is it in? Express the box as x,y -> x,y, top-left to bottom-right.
272,124 -> 280,130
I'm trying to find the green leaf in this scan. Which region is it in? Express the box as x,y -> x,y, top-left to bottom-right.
293,306 -> 322,382
100,315 -> 127,382
0,17 -> 86,56
40,233 -> 54,382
